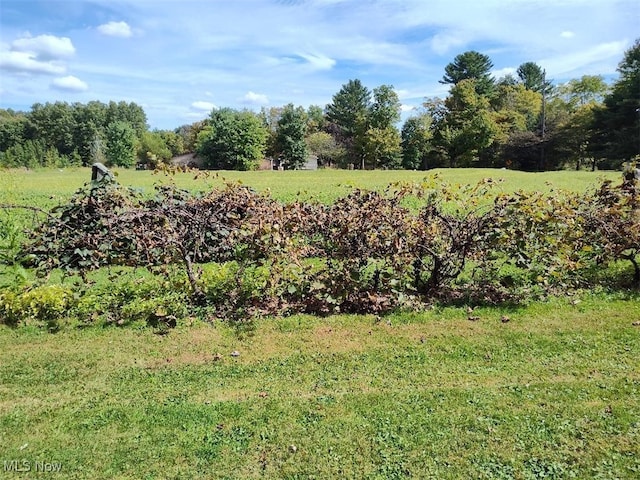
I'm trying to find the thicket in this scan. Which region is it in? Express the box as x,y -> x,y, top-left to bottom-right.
0,172 -> 638,331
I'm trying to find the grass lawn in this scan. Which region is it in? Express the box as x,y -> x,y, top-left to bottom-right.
1,296 -> 639,479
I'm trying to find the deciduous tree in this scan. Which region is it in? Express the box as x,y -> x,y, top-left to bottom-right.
363,126 -> 402,169
275,104 -> 308,169
369,85 -> 401,129
401,115 -> 433,169
196,108 -> 268,171
558,75 -> 609,109
305,131 -> 345,167
105,121 -> 137,168
435,79 -> 499,167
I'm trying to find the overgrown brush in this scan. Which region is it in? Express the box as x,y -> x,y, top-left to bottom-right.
1,173 -> 637,330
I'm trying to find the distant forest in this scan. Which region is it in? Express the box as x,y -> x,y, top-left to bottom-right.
1,39 -> 638,171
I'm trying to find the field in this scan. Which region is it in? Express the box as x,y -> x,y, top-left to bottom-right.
1,167 -> 639,479
0,167 -> 621,207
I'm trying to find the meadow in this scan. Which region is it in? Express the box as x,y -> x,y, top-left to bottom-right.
1,167 -> 638,479
0,166 -> 621,207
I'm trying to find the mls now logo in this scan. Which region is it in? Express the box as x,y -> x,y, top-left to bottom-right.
3,459 -> 30,472
4,459 -> 62,472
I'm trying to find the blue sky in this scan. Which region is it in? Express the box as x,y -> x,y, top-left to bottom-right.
0,0 -> 638,130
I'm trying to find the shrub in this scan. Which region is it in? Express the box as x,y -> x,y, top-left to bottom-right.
13,174 -> 639,328
0,284 -> 75,331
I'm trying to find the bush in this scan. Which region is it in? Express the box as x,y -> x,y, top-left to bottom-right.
12,174 -> 639,329
0,284 -> 75,331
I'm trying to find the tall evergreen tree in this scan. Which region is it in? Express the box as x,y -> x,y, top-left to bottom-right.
516,62 -> 552,94
441,51 -> 495,96
326,79 -> 371,168
594,38 -> 640,163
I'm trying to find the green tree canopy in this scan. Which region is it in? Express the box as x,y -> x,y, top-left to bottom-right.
305,131 -> 345,167
326,79 -> 371,167
558,75 -> 609,109
196,108 -> 268,171
105,101 -> 148,138
441,51 -> 495,96
363,126 -> 402,169
105,121 -> 138,168
275,104 -> 308,169
138,130 -> 173,168
306,105 -> 326,134
516,62 -> 552,94
595,38 -> 640,162
0,109 -> 28,153
401,115 -> 433,170
28,102 -> 76,156
435,79 -> 499,167
369,85 -> 401,129
492,83 -> 543,134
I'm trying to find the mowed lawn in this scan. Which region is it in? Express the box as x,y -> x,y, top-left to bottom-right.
0,299 -> 639,479
0,167 -> 638,479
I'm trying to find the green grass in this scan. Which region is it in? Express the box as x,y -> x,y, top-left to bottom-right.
0,167 -> 621,208
1,296 -> 639,479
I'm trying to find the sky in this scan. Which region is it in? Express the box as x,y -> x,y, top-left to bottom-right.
0,0 -> 638,130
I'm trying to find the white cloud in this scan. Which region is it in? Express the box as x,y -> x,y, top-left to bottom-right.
11,34 -> 75,60
0,34 -> 75,76
430,31 -> 467,56
298,52 -> 336,70
400,104 -> 415,113
191,101 -> 217,111
492,67 -> 517,79
560,31 -> 575,38
51,75 -> 89,92
98,21 -> 133,38
242,91 -> 269,105
0,50 -> 66,75
541,40 -> 629,77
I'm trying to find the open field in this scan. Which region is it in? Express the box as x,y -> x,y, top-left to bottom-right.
1,167 -> 638,478
0,167 -> 621,208
1,297 -> 639,479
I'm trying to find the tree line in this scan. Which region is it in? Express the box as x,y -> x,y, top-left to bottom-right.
0,100 -> 186,169
1,38 -> 638,171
